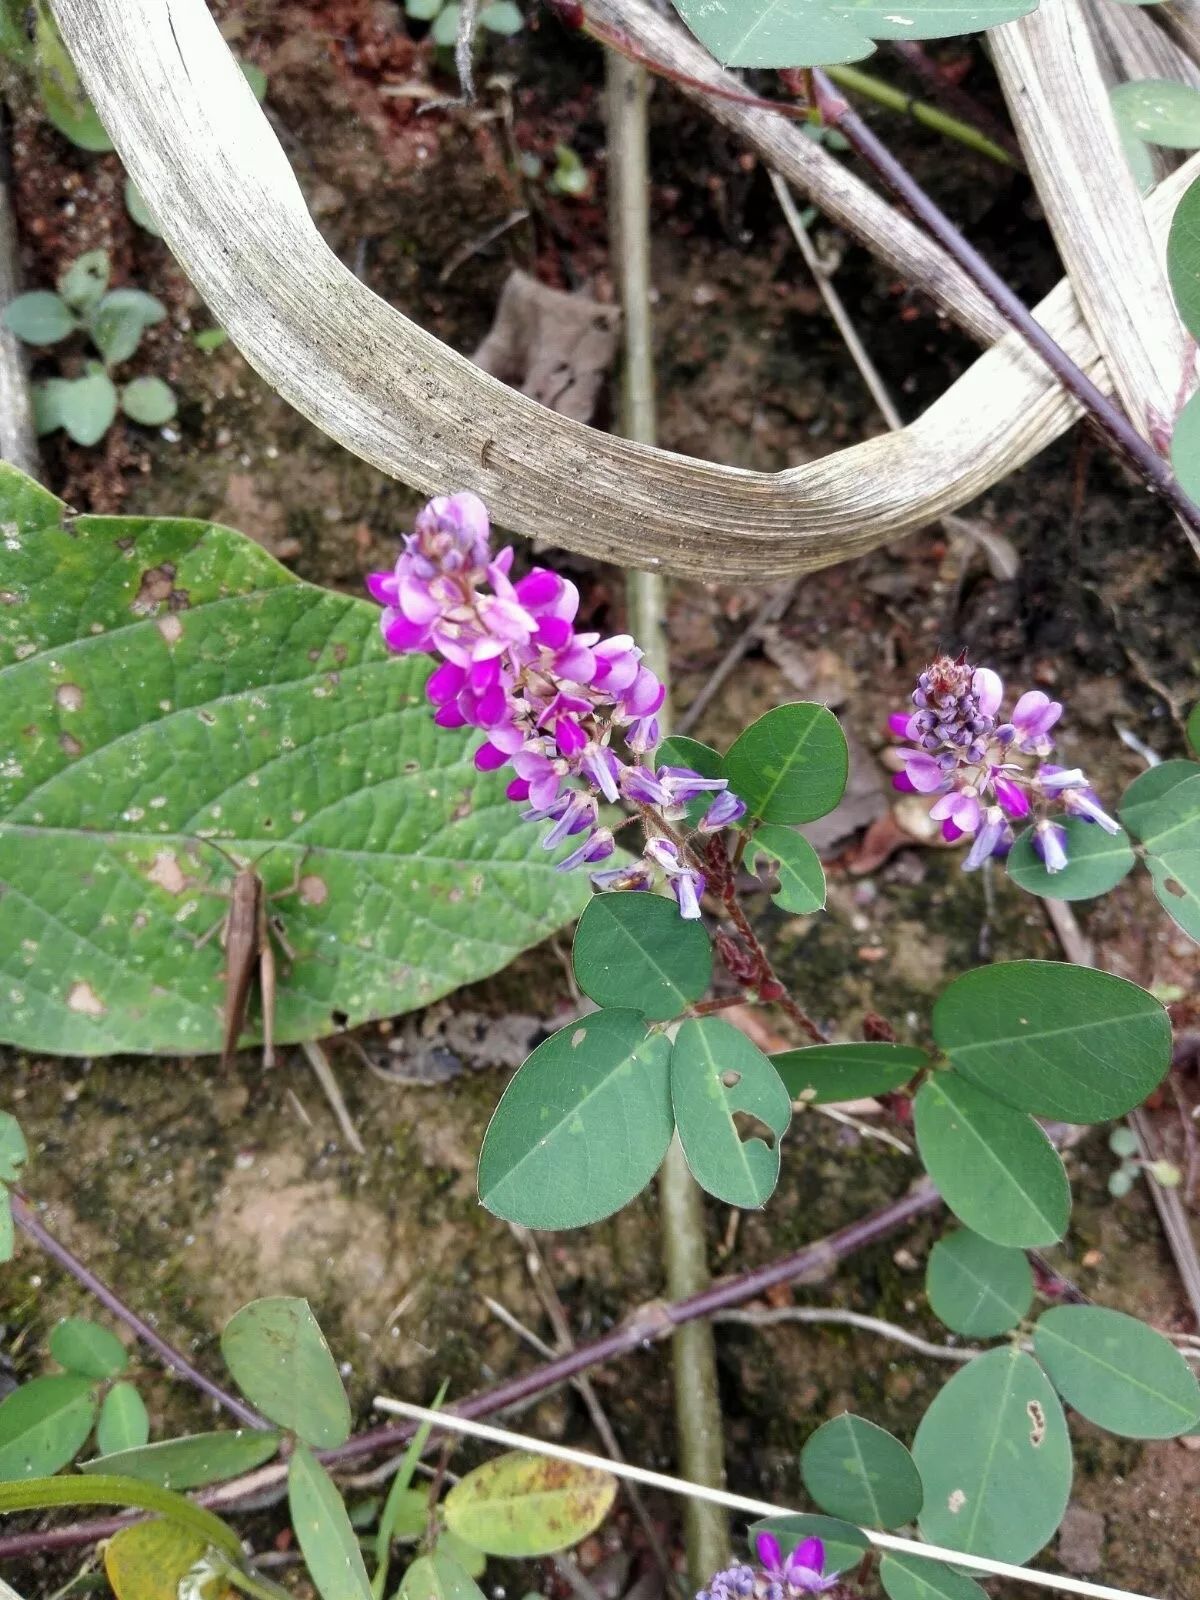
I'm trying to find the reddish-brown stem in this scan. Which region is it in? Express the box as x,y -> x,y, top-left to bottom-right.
811,72 -> 1200,539
0,1182 -> 941,1559
10,1194 -> 269,1431
688,995 -> 751,1016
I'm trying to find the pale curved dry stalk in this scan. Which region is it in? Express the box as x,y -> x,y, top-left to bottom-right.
47,0 -> 1200,581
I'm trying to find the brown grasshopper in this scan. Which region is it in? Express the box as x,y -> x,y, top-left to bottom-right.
190,841 -> 304,1068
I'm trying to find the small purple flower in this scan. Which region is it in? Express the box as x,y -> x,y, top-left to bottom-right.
1006,689 -> 1062,752
700,790 -> 747,831
963,805 -> 1011,871
658,766 -> 728,804
930,790 -> 983,837
557,828 -> 616,873
590,861 -> 654,893
1062,787 -> 1120,833
1033,819 -> 1070,873
621,764 -> 672,808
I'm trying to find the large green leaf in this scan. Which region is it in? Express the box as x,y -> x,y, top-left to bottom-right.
799,1413 -> 922,1529
723,703 -> 848,824
96,1383 -> 150,1456
879,1554 -> 987,1600
1168,173 -> 1200,338
80,1428 -> 281,1490
1118,759 -> 1200,836
0,1374 -> 97,1480
671,1017 -> 792,1207
400,1553 -> 487,1600
49,1316 -> 128,1380
478,1009 -> 673,1228
1110,79 -> 1200,148
773,1041 -> 927,1104
288,1443 -> 373,1600
931,960 -> 1171,1122
913,1074 -> 1069,1247
1006,818 -> 1134,902
1034,1306 -> 1200,1438
1121,771 -> 1200,943
669,0 -> 1037,68
925,1228 -> 1032,1337
751,823 -> 826,913
444,1451 -> 616,1556
0,466 -> 586,1055
1172,389 -> 1200,507
221,1298 -> 350,1449
745,1514 -> 868,1578
913,1348 -> 1072,1564
572,892 -> 711,1019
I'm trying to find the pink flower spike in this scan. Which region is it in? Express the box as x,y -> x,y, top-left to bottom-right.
971,666 -> 1004,717
755,1534 -> 782,1571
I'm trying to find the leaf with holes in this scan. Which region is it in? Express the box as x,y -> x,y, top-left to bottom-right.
96,1383 -> 150,1455
479,1009 -> 673,1227
1111,79 -> 1200,147
751,823 -> 826,913
800,1414 -> 922,1529
773,1042 -> 927,1104
913,1348 -> 1072,1564
669,0 -> 1037,68
1168,172 -> 1200,338
1172,389 -> 1200,506
746,1514 -> 868,1578
444,1451 -> 617,1556
0,465 -> 587,1056
932,961 -> 1171,1122
671,1017 -> 791,1208
1006,817 -> 1134,901
879,1554 -> 987,1600
724,704 -> 847,824
1034,1306 -> 1200,1438
80,1428 -> 281,1489
50,1317 -> 127,1380
0,1375 -> 98,1480
221,1298 -> 349,1448
104,1520 -> 218,1600
572,892 -> 711,1019
913,1075 -> 1069,1247
1122,771 -> 1200,944
288,1442 -> 373,1600
926,1228 -> 1032,1337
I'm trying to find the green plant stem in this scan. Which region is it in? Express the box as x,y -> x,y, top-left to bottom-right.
606,45 -> 729,1586
0,1474 -> 242,1560
824,64 -> 1017,168
220,1562 -> 295,1600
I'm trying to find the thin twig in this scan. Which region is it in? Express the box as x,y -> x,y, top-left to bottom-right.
711,1305 -> 979,1362
298,1040 -> 366,1155
676,589 -> 793,737
9,1194 -> 268,1431
887,40 -> 1023,161
810,1103 -> 913,1155
825,63 -> 1017,168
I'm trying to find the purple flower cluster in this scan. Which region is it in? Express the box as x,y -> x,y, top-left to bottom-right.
697,1535 -> 840,1600
368,492 -> 745,916
889,654 -> 1119,873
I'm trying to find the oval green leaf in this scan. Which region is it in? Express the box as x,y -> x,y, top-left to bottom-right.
57,251 -> 111,313
444,1450 -> 616,1557
104,1520 -> 210,1600
1034,1305 -> 1200,1438
221,1297 -> 350,1448
121,376 -> 178,427
724,703 -> 848,824
800,1413 -> 922,1529
80,1427 -> 281,1489
1168,172 -> 1200,338
1,291 -> 76,346
669,0 -> 1037,68
913,1347 -> 1072,1564
0,1374 -> 98,1480
0,466 -> 587,1056
926,1228 -> 1033,1337
1006,817 -> 1135,901
0,1112 -> 28,1182
572,893 -> 711,1019
1123,771 -> 1200,944
96,1383 -> 150,1455
125,178 -> 164,237
1172,388 -> 1200,506
773,1042 -> 926,1105
745,1514 -> 868,1577
58,369 -> 118,446
400,1552 -> 487,1600
880,1553 -> 987,1600
49,1316 -> 128,1379
0,1198 -> 12,1264
288,1441 -> 373,1600
479,1010 -> 673,1228
1111,79 -> 1200,147
913,1074 -> 1069,1247
671,1016 -> 792,1208
752,823 -> 826,913
932,960 -> 1171,1122
1119,759 -> 1200,837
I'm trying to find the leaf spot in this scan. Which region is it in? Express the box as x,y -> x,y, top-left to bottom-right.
58,732 -> 82,758
1163,877 -> 1185,898
131,562 -> 189,615
721,1070 -> 742,1088
55,683 -> 83,711
157,613 -> 184,646
572,1028 -> 588,1048
1027,1399 -> 1046,1447
67,980 -> 106,1017
299,874 -> 329,907
148,851 -> 188,895
947,1489 -> 967,1514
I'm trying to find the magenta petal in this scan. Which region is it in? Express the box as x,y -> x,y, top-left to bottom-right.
382,610 -> 431,653
556,642 -> 597,683
506,777 -> 530,801
887,712 -> 911,738
556,716 -> 587,758
397,573 -> 441,625
788,1538 -> 825,1577
536,616 -> 573,650
515,568 -> 563,608
427,660 -> 467,706
366,570 -> 399,606
892,771 -> 916,794
475,684 -> 509,726
755,1533 -> 782,1571
474,741 -> 510,772
434,703 -> 468,729
904,752 -> 947,794
942,818 -> 964,842
993,774 -> 1030,819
